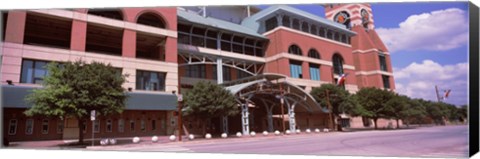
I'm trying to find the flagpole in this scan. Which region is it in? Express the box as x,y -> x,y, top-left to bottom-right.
435,85 -> 441,102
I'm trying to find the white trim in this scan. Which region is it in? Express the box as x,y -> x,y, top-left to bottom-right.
262,26 -> 352,48
8,119 -> 18,135
355,70 -> 393,76
352,48 -> 389,54
265,52 -> 356,70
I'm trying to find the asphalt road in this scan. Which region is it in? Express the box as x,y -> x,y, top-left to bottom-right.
98,125 -> 468,158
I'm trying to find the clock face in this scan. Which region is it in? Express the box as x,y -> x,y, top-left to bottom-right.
334,12 -> 349,25
361,9 -> 369,23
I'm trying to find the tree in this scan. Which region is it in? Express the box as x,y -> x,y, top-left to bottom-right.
25,60 -> 127,144
385,94 -> 409,129
182,81 -> 239,134
402,98 -> 426,127
310,84 -> 357,129
355,87 -> 395,129
458,105 -> 467,123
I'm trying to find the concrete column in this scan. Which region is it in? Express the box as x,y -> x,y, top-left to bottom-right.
276,14 -> 283,26
216,58 -> 223,84
5,11 -> 27,44
285,99 -> 296,132
262,100 -> 274,132
70,20 -> 87,51
241,103 -> 249,135
122,29 -> 136,58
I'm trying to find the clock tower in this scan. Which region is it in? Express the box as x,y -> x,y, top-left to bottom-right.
325,3 -> 395,91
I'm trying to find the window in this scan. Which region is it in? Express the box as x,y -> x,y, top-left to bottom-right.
223,66 -> 231,81
151,120 -> 156,131
94,120 -> 100,133
308,49 -> 321,59
379,53 -> 388,71
382,75 -> 391,89
118,119 -> 125,133
288,45 -> 302,56
319,27 -> 326,37
332,54 -> 344,75
185,65 -> 206,78
130,120 -> 135,132
137,12 -> 166,29
20,59 -> 49,84
301,21 -> 309,32
82,120 -> 87,133
8,119 -> 17,135
237,70 -> 251,79
290,60 -> 303,78
141,120 -> 146,132
309,64 -> 320,81
282,16 -> 291,27
292,19 -> 300,30
25,119 -> 34,135
265,17 -> 278,32
42,119 -> 49,134
136,70 -> 166,91
57,120 -> 64,134
106,119 -> 112,132
310,25 -> 318,35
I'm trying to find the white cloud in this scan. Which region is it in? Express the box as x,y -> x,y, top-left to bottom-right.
394,60 -> 468,106
376,8 -> 468,53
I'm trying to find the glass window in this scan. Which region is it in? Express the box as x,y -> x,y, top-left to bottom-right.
282,16 -> 290,27
382,75 -> 391,89
332,54 -> 344,75
223,66 -> 231,81
140,120 -> 146,132
151,120 -> 156,131
136,70 -> 166,91
42,119 -> 49,134
106,119 -> 112,132
82,120 -> 87,133
265,17 -> 278,32
290,60 -> 303,78
308,49 -> 320,59
310,25 -> 317,35
288,45 -> 302,56
301,21 -> 309,32
21,59 -> 50,84
185,65 -> 206,78
118,119 -> 125,133
8,119 -> 17,135
25,119 -> 34,135
94,120 -> 100,133
57,119 -> 64,134
237,70 -> 251,79
130,120 -> 135,132
309,64 -> 320,81
379,54 -> 388,71
292,19 -> 300,30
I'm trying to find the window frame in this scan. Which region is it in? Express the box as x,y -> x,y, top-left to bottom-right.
57,119 -> 64,134
136,70 -> 166,91
106,119 -> 113,132
118,119 -> 125,133
8,119 -> 18,135
25,119 -> 34,135
41,119 -> 49,134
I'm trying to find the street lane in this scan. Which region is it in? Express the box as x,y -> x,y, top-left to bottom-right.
101,125 -> 468,158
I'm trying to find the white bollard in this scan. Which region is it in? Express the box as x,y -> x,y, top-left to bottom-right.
306,129 -> 311,133
132,137 -> 141,143
236,132 -> 242,137
323,128 -> 329,132
169,135 -> 176,141
285,130 -> 291,135
250,131 -> 256,137
152,136 -> 159,142
221,133 -> 228,138
205,133 -> 212,139
108,138 -> 117,145
188,134 -> 195,140
100,138 -> 108,146
262,131 -> 269,136
296,129 -> 301,134
274,130 -> 280,136
315,128 -> 320,133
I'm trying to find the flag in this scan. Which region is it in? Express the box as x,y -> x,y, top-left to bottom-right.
336,73 -> 348,86
443,89 -> 451,99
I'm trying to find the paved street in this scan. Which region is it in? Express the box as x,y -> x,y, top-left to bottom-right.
91,125 -> 468,158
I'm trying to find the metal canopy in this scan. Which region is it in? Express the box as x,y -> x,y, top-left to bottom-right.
224,73 -> 328,113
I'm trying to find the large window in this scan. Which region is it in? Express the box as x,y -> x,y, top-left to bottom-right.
8,119 -> 17,135
332,54 -> 344,75
41,119 -> 49,134
151,120 -> 157,131
106,119 -> 112,132
290,60 -> 303,78
379,53 -> 388,71
94,120 -> 100,133
309,64 -> 320,81
288,45 -> 302,56
265,17 -> 278,32
136,70 -> 166,91
25,119 -> 34,135
130,120 -> 135,132
20,59 -> 49,84
382,75 -> 391,89
223,66 -> 231,81
308,49 -> 321,59
118,119 -> 125,133
185,65 -> 206,78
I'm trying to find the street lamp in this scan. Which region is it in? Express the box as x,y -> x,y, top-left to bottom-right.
173,90 -> 183,141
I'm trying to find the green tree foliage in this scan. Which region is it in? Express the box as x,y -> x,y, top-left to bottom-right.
183,81 -> 239,134
458,105 -> 467,123
402,98 -> 427,127
25,60 -> 127,144
355,87 -> 395,129
385,94 -> 409,128
310,84 -> 353,116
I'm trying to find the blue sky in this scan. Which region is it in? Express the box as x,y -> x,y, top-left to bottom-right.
258,2 -> 469,106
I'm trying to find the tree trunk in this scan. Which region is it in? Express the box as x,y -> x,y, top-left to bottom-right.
373,118 -> 378,130
396,119 -> 400,129
78,118 -> 84,144
202,120 -> 207,136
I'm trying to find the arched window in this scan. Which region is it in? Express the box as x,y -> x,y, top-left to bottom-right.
361,9 -> 369,29
334,11 -> 351,29
292,19 -> 300,30
332,53 -> 344,75
282,16 -> 291,27
288,45 -> 302,56
137,12 -> 166,29
308,49 -> 320,59
87,9 -> 123,20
